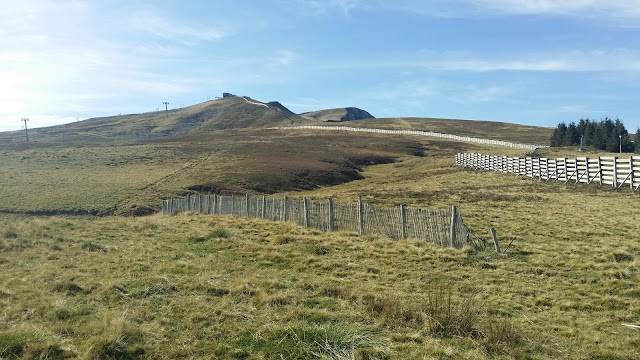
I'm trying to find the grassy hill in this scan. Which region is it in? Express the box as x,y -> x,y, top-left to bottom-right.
300,107 -> 375,122
0,96 -> 305,146
0,129 -> 437,216
0,97 -> 555,216
338,117 -> 553,146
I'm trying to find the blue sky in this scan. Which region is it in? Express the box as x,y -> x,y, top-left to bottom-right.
2,0 -> 640,132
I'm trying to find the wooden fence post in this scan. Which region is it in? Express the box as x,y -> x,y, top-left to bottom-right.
613,157 -> 618,188
630,157 -> 635,190
283,195 -> 288,222
212,194 -> 218,214
400,204 -> 406,240
357,196 -> 364,236
245,193 -> 250,217
449,205 -> 457,248
271,198 -> 276,221
490,227 -> 500,253
261,195 -> 266,219
598,157 -> 603,185
328,198 -> 334,232
585,158 -> 590,184
231,194 -> 235,215
303,197 -> 309,228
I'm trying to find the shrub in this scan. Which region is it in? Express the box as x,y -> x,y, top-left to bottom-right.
421,286 -> 482,338
482,320 -> 522,354
361,294 -> 421,328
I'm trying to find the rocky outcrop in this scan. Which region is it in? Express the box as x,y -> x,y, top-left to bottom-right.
267,101 -> 295,115
334,107 -> 375,122
300,107 -> 375,122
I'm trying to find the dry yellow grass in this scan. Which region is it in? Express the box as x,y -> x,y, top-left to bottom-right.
1,126 -> 639,358
1,204 -> 639,358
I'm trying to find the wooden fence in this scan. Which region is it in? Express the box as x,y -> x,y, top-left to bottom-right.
162,194 -> 475,249
455,153 -> 640,191
270,125 -> 546,150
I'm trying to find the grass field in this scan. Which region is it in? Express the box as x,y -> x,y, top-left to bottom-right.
0,129 -> 454,215
341,118 -> 554,146
2,168 -> 639,358
1,117 -> 639,358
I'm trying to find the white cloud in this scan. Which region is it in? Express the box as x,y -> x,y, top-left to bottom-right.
319,48 -> 640,73
292,0 -> 362,15
474,0 -> 640,18
275,50 -> 299,65
124,7 -> 226,43
348,0 -> 640,22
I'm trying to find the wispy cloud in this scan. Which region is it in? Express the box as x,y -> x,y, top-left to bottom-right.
474,0 -> 640,18
292,0 -> 362,15
319,48 -> 640,73
275,50 -> 299,65
124,7 -> 226,43
341,0 -> 640,22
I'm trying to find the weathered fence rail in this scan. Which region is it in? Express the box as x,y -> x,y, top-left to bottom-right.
455,153 -> 640,191
269,125 -> 546,150
163,194 -> 475,249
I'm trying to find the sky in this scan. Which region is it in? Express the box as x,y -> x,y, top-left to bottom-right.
2,0 -> 640,132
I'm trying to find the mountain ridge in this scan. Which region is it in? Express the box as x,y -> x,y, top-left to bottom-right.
0,95 -> 553,146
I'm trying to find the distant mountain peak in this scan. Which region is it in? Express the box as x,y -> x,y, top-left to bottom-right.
266,101 -> 294,115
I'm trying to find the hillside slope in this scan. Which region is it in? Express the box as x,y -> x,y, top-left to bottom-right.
0,96 -> 306,145
300,107 -> 375,122
337,117 -> 553,146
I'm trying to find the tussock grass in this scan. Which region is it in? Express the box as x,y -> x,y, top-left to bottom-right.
422,286 -> 483,338
482,320 -> 523,355
2,130 -> 640,357
188,227 -> 231,242
85,312 -> 146,359
0,331 -> 39,358
81,241 -> 107,252
0,213 -> 538,358
2,212 -> 639,358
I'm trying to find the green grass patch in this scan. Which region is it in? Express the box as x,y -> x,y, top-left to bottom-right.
189,228 -> 231,242
0,331 -> 39,358
81,241 -> 107,252
233,323 -> 387,359
52,281 -> 85,296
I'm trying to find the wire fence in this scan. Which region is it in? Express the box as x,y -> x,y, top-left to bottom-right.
162,194 -> 478,249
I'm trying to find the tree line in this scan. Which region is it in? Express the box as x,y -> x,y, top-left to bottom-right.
549,118 -> 639,153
